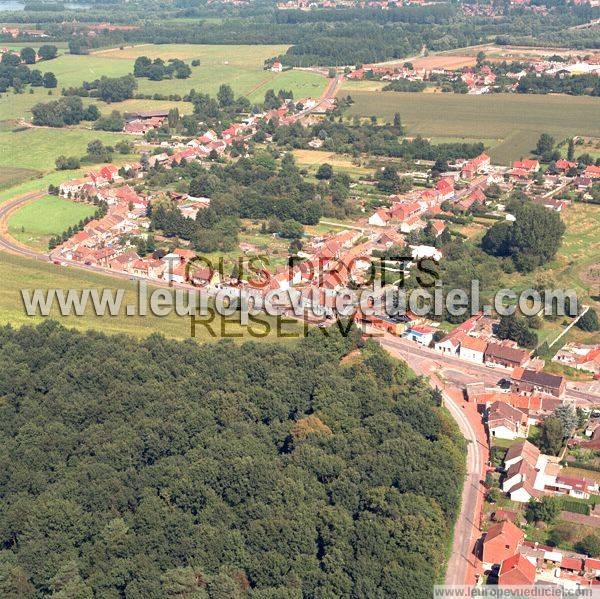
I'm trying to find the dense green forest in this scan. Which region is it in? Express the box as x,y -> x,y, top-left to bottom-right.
0,321 -> 465,598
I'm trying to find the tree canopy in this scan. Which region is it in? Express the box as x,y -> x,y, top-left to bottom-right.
0,321 -> 464,597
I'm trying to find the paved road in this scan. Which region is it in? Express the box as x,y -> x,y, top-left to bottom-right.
381,334 -> 600,406
380,333 -> 487,585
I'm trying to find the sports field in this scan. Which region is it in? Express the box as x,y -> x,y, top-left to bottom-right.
8,195 -> 96,251
345,91 -> 600,164
0,252 -> 301,342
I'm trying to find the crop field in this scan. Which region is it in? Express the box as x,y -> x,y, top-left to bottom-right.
8,195 -> 96,251
0,127 -> 131,172
345,91 -> 600,164
0,252 -> 301,342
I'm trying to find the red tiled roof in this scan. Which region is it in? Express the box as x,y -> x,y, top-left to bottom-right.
498,553 -> 536,586
561,556 -> 583,572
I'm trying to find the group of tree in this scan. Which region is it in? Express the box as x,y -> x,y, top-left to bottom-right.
495,313 -> 539,349
145,151 -> 353,247
31,96 -> 100,127
0,51 -> 57,93
481,200 -> 566,271
63,74 -> 137,103
517,73 -> 600,97
93,109 -> 125,132
18,44 -> 58,65
133,55 -> 192,80
382,79 -> 427,93
271,116 -> 484,163
0,321 -> 464,597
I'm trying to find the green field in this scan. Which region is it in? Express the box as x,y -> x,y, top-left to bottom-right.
39,44 -> 325,102
0,44 -> 326,125
346,91 -> 600,164
0,127 -> 133,172
8,195 -> 96,251
0,169 -> 84,206
504,202 -> 600,313
0,252 -> 301,342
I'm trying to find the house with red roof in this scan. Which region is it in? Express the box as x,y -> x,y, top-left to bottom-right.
584,164 -> 600,179
458,335 -> 488,363
461,153 -> 490,179
555,159 -> 577,172
487,401 -> 528,440
435,178 -> 455,201
481,520 -> 524,565
368,208 -> 391,227
498,553 -> 536,586
270,60 -> 283,72
512,159 -> 540,173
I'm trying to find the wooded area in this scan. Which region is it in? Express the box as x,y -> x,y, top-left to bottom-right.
0,321 -> 465,597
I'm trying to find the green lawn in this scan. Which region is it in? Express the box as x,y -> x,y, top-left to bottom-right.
8,195 -> 96,251
0,252 -> 301,342
345,91 -> 600,164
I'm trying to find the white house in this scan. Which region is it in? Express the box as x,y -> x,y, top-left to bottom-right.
368,208 -> 390,227
458,335 -> 488,363
403,325 -> 436,347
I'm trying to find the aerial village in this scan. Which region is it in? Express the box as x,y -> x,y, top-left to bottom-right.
53,97 -> 600,370
346,54 -> 600,95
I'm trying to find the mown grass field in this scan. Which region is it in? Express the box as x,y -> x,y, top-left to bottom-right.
345,91 -> 600,164
293,149 -> 375,178
8,195 -> 96,251
0,252 -> 301,342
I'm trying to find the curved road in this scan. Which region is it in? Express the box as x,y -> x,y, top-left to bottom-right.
0,191 -> 50,259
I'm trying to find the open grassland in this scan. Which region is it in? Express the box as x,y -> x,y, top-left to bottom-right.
293,149 -> 375,178
0,128 -> 131,171
0,166 -> 40,190
96,97 -> 193,116
0,45 -> 326,122
0,252 -> 301,342
0,89 -> 193,123
46,44 -> 326,101
345,91 -> 600,164
8,195 -> 96,251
